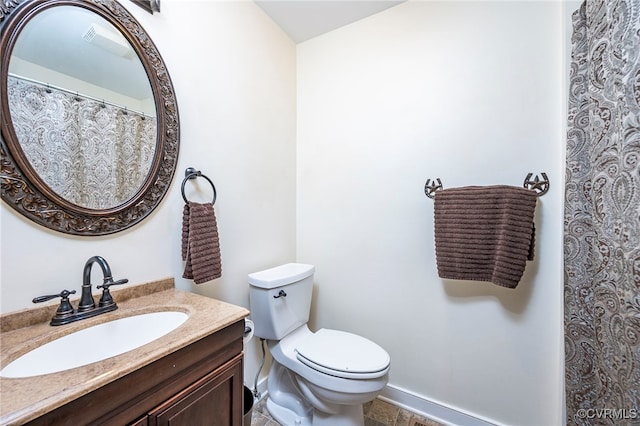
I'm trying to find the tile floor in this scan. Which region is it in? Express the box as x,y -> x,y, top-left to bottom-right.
250,396 -> 442,426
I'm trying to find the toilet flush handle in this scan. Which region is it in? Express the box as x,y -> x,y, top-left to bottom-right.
273,290 -> 287,299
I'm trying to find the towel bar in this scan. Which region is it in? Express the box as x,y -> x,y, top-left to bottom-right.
424,172 -> 549,199
181,167 -> 217,204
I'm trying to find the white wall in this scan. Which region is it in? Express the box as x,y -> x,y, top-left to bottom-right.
296,1 -> 565,425
0,0 -> 296,389
2,1 -> 572,424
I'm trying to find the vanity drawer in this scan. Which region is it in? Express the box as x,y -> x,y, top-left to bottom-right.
26,320 -> 244,426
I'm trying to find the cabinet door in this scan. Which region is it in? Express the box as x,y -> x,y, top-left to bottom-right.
129,416 -> 148,426
149,354 -> 243,426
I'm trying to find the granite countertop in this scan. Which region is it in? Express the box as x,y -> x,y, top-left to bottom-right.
0,278 -> 249,426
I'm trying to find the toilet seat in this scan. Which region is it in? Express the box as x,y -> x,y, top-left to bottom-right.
295,329 -> 390,380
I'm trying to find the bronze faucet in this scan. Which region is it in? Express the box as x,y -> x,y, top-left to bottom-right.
33,256 -> 128,326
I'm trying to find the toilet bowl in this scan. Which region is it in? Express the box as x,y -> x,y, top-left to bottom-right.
248,263 -> 390,426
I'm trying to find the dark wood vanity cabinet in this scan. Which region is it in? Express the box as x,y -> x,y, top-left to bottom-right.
146,354 -> 242,426
27,320 -> 245,426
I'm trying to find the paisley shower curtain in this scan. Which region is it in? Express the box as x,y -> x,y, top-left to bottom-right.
564,1 -> 640,425
7,76 -> 156,210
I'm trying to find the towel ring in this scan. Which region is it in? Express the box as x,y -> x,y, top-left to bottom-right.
181,167 -> 217,205
424,172 -> 550,199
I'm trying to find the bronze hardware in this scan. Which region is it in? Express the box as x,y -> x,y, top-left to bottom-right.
424,172 -> 550,199
32,256 -> 128,326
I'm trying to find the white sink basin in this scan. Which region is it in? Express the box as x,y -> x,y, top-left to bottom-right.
0,311 -> 188,378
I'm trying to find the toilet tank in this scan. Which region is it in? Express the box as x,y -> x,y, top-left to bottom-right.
248,263 -> 315,340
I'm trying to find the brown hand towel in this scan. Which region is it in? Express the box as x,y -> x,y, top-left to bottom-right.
434,185 -> 537,288
182,201 -> 222,284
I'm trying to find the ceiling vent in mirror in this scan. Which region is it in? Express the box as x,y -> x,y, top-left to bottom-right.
82,23 -> 132,58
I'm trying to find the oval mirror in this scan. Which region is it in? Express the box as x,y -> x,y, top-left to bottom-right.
0,0 -> 179,235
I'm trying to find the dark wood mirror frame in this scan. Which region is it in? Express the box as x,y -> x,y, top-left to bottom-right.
0,0 -> 179,236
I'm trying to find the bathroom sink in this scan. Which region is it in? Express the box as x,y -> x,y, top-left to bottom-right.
0,311 -> 188,378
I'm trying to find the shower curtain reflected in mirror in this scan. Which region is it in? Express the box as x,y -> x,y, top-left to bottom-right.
7,76 -> 156,210
564,1 -> 640,424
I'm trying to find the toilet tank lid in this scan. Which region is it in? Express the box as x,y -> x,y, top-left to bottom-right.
248,263 -> 315,289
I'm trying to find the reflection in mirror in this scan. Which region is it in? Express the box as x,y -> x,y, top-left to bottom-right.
8,6 -> 157,209
0,0 -> 180,236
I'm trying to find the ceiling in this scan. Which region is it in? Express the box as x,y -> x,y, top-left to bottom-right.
9,0 -> 406,107
254,0 -> 406,43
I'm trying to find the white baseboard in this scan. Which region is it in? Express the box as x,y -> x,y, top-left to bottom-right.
250,377 -> 497,426
380,384 -> 497,426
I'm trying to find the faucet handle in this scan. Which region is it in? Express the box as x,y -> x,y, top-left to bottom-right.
33,290 -> 76,318
97,278 -> 128,307
33,289 -> 76,304
97,278 -> 128,290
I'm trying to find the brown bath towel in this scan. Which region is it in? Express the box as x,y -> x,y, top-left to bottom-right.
182,201 -> 222,284
434,185 -> 537,288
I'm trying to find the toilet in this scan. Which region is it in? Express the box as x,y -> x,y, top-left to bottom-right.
248,263 -> 390,426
